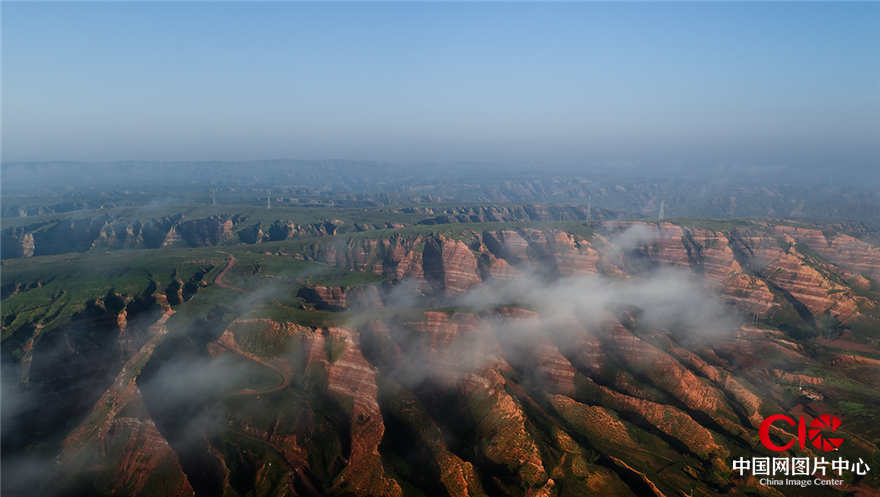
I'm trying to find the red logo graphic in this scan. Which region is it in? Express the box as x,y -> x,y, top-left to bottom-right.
759,414 -> 843,452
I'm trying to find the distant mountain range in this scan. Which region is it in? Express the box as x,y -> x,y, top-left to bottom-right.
3,160 -> 879,223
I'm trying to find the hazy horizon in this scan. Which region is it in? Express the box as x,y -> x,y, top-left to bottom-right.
3,2 -> 878,170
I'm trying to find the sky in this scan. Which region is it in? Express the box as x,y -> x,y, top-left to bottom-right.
2,2 -> 878,168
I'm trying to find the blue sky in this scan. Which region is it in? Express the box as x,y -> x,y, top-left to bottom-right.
2,2 -> 878,167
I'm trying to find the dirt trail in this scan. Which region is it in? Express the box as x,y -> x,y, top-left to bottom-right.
211,253 -> 313,490
213,330 -> 315,493
215,251 -> 245,293
216,330 -> 291,396
213,253 -> 288,395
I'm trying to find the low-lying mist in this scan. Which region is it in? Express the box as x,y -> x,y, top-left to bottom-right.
347,261 -> 741,388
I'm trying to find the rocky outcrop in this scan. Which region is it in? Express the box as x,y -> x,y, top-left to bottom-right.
481,253 -> 521,281
416,204 -> 615,225
775,225 -> 880,282
483,229 -> 531,264
580,376 -> 727,461
298,285 -> 348,310
0,214 -> 350,258
546,429 -> 637,497
305,233 -> 426,281
379,378 -> 488,497
531,341 -> 577,395
687,229 -> 777,316
211,321 -> 401,496
305,228 -> 602,294
297,284 -> 382,311
61,305 -> 174,458
602,320 -> 749,440
605,456 -> 668,497
323,327 -> 402,497
720,272 -> 777,316
493,307 -> 578,394
32,217 -> 112,254
103,416 -> 194,497
645,223 -> 692,268
460,368 -> 552,494
265,219 -> 341,241
549,394 -> 643,454
422,236 -> 482,295
47,302 -> 192,497
1,228 -> 35,257
402,311 -> 489,385
766,248 -> 858,320
57,393 -> 194,497
550,231 -> 600,276
731,231 -> 862,322
603,222 -> 779,316
175,216 -> 237,246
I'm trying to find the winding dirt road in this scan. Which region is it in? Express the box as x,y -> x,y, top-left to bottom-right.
215,330 -> 291,397
215,251 -> 245,293
215,330 -> 317,493
211,254 -> 319,492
